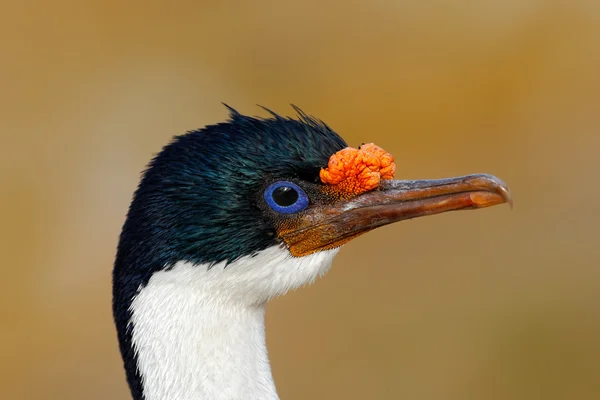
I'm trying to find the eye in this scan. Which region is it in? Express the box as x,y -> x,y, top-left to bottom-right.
264,181 -> 309,214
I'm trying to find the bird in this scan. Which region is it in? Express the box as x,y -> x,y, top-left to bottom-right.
112,105 -> 511,400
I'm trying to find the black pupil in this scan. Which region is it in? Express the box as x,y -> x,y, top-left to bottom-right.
272,186 -> 299,207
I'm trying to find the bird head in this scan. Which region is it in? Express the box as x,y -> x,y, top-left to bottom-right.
115,106 -> 510,306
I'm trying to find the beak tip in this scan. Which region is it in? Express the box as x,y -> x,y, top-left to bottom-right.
490,175 -> 513,209
506,193 -> 514,209
473,174 -> 513,209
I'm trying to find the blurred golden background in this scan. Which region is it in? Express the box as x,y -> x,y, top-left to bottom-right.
1,1 -> 599,399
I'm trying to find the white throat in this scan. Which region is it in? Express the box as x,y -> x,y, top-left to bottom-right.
129,246 -> 339,400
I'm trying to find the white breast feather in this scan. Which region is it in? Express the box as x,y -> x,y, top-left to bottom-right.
129,245 -> 339,400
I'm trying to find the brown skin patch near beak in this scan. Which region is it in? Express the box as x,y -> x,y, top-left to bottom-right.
279,174 -> 512,257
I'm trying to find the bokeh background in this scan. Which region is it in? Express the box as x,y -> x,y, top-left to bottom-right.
1,1 -> 599,399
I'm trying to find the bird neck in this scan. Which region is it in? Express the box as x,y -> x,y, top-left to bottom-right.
117,246 -> 339,400
128,264 -> 279,400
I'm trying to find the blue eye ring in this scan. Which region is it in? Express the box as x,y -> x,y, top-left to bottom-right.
264,181 -> 309,214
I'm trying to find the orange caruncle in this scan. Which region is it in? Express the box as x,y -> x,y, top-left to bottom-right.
320,143 -> 396,195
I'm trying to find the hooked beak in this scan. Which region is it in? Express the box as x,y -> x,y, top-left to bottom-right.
280,174 -> 512,257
